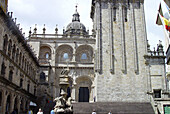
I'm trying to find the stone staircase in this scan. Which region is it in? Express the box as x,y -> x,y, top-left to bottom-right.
72,102 -> 155,114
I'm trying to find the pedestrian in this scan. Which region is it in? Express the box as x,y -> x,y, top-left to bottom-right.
92,109 -> 97,114
37,108 -> 43,114
27,109 -> 33,114
50,109 -> 55,114
108,111 -> 112,114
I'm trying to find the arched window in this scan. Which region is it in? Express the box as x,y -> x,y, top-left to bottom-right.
1,62 -> 6,76
81,53 -> 87,60
9,70 -> 13,81
16,49 -> 19,63
8,40 -> 12,56
45,53 -> 49,59
124,7 -> 128,22
34,86 -> 36,96
20,78 -> 23,88
3,35 -> 8,53
27,83 -> 30,92
63,53 -> 69,60
12,45 -> 16,60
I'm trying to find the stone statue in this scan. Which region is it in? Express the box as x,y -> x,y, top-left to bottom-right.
53,89 -> 73,113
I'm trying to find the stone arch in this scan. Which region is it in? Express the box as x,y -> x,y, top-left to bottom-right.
8,39 -> 12,57
14,96 -> 19,112
56,45 -> 73,62
20,98 -> 24,112
1,61 -> 6,76
75,76 -> 93,102
39,45 -> 52,60
3,34 -> 8,53
75,45 -> 93,63
6,94 -> 11,113
16,48 -> 19,63
12,44 -> 16,60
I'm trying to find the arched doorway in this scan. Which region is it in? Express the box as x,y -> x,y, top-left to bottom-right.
76,76 -> 92,102
20,99 -> 23,112
6,95 -> 10,113
14,97 -> 18,113
79,87 -> 89,102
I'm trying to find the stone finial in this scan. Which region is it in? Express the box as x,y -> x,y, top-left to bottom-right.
63,27 -> 65,34
29,27 -> 32,37
87,28 -> 89,35
147,40 -> 151,52
14,18 -> 17,24
157,40 -> 164,55
92,29 -> 96,36
34,24 -> 37,34
10,12 -> 13,18
55,24 -> 58,34
17,24 -> 20,28
43,24 -> 46,34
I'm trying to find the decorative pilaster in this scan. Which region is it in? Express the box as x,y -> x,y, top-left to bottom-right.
108,2 -> 114,74
95,1 -> 102,73
131,3 -> 139,74
120,3 -> 127,73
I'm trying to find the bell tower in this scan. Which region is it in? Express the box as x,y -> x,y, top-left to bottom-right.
91,0 -> 149,102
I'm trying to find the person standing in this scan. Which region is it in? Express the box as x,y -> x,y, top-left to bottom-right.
37,108 -> 43,114
92,109 -> 97,114
27,109 -> 33,114
108,111 -> 112,114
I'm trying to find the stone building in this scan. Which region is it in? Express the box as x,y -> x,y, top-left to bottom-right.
90,0 -> 170,113
28,6 -> 96,103
0,6 -> 39,114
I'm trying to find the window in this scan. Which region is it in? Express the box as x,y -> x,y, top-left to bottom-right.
1,62 -> 6,76
63,53 -> 69,60
45,53 -> 49,59
34,87 -> 36,95
113,7 -> 116,21
12,45 -> 16,60
20,78 -> 23,88
3,35 -> 8,53
9,70 -> 13,81
124,7 -> 128,22
81,53 -> 87,60
8,40 -> 12,56
27,84 -> 30,92
154,90 -> 161,98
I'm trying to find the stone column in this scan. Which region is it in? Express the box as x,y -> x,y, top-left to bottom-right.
17,98 -> 20,114
2,91 -> 7,114
72,43 -> 76,62
10,94 -> 15,113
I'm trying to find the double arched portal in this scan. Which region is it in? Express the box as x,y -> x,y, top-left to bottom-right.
39,44 -> 94,102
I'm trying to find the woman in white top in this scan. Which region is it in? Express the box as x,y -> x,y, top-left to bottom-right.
37,108 -> 43,114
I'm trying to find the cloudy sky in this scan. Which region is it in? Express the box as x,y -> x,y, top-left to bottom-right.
8,0 -> 164,50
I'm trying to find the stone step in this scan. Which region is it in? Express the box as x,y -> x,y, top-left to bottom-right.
72,102 -> 155,114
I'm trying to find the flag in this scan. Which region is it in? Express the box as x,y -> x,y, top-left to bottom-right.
159,13 -> 170,38
161,15 -> 170,32
161,0 -> 170,19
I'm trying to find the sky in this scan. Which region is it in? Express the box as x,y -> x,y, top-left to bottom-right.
8,0 -> 164,50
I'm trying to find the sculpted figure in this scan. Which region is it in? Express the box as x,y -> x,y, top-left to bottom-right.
53,89 -> 73,113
